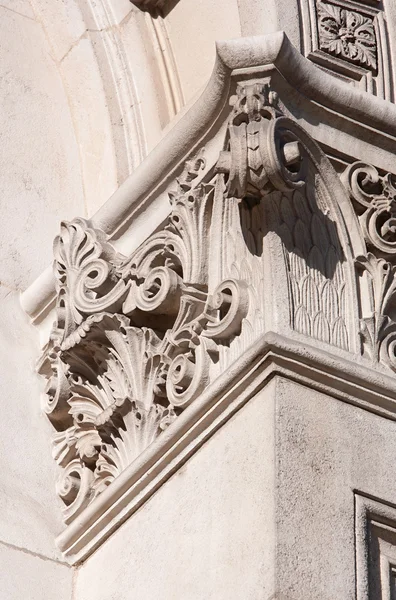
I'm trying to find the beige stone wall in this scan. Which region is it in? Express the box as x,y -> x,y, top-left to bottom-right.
73,383 -> 276,600
71,376 -> 396,599
0,2 -> 81,593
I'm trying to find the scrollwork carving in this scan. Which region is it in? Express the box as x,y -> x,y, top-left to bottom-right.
40,80 -> 363,526
53,219 -> 129,341
343,162 -> 396,257
56,459 -> 94,525
40,148 -> 255,520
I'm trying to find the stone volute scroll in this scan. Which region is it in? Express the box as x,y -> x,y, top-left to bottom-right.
27,32 -> 396,562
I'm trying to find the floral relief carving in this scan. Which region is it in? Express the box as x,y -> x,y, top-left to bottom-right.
39,182 -> 250,521
317,2 -> 377,71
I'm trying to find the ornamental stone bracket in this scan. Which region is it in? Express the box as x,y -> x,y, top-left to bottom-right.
21,32 -> 396,564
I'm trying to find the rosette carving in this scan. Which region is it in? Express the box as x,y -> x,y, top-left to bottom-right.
317,3 -> 377,71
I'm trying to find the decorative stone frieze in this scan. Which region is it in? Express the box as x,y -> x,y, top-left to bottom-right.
342,163 -> 396,367
355,254 -> 396,366
343,162 -> 396,256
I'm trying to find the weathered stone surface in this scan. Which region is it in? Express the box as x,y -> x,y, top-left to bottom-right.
0,544 -> 72,600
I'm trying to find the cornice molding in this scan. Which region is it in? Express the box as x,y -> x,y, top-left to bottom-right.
21,31 -> 396,324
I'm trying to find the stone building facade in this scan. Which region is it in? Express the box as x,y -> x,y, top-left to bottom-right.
2,0 -> 396,598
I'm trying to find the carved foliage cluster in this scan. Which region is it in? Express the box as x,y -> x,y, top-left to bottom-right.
317,2 -> 377,71
40,159 -> 250,522
40,82 -> 319,523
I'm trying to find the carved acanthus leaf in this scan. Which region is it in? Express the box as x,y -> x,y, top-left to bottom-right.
355,254 -> 396,368
53,219 -> 129,342
41,80 -> 366,527
40,149 -> 255,522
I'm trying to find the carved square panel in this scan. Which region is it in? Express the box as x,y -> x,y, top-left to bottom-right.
317,2 -> 377,71
356,494 -> 396,600
300,0 -> 393,101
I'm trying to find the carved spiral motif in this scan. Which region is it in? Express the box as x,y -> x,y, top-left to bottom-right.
41,355 -> 72,426
343,162 -> 396,255
220,83 -> 307,199
166,342 -> 210,408
264,117 -> 307,193
225,116 -> 307,197
56,459 -> 94,524
205,279 -> 249,340
54,219 -> 129,339
382,332 -> 396,371
74,258 -> 127,315
134,266 -> 182,315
